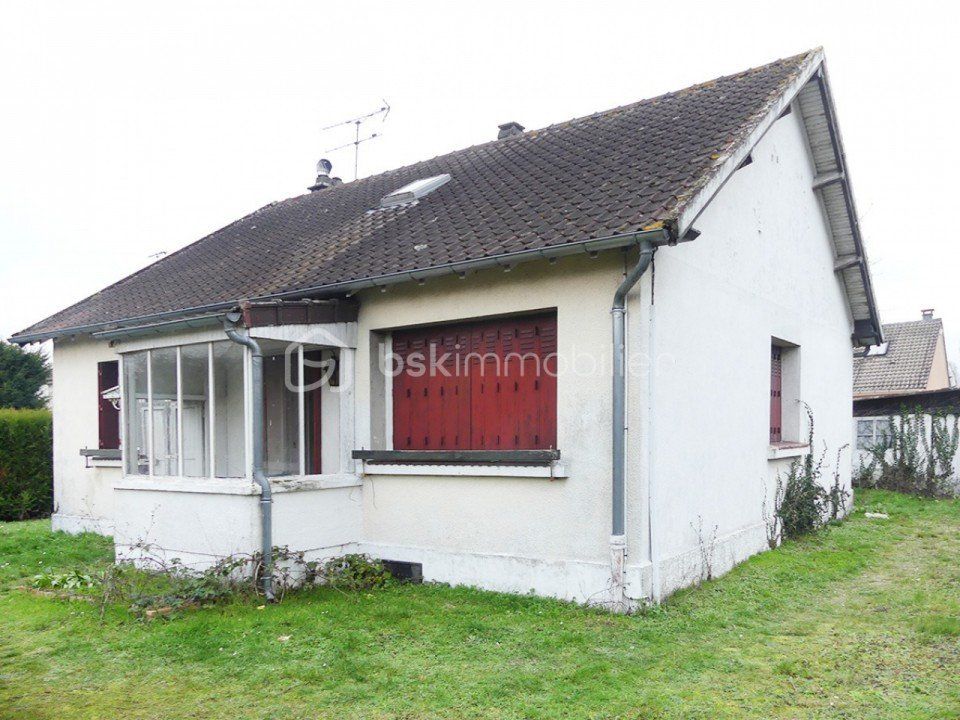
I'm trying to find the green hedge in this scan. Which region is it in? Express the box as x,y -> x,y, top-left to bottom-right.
0,408 -> 52,520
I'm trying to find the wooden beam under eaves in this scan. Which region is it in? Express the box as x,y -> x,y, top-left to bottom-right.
834,255 -> 862,272
813,170 -> 844,190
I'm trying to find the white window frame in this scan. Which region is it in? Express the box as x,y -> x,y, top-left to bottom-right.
856,416 -> 892,451
771,338 -> 801,444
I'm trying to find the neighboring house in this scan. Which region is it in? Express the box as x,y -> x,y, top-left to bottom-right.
10,49 -> 882,609
853,311 -> 957,480
853,310 -> 952,399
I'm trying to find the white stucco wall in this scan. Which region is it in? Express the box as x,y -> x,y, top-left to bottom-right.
353,252 -> 647,603
113,479 -> 363,569
50,337 -> 121,534
639,102 -> 855,594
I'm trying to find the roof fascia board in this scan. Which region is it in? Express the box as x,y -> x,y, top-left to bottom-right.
10,227 -> 670,344
813,62 -> 883,344
674,50 -> 883,347
675,49 -> 825,237
92,312 -> 226,341
8,301 -> 238,345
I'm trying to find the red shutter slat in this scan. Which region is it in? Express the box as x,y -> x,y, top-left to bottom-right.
97,360 -> 120,450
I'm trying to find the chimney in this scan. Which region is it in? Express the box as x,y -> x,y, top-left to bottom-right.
309,158 -> 342,192
497,121 -> 525,140
922,308 -> 935,321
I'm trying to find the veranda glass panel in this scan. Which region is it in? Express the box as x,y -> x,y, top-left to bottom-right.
123,351 -> 149,475
304,349 -> 332,474
263,351 -> 299,477
181,344 -> 210,477
213,341 -> 246,477
150,348 -> 179,476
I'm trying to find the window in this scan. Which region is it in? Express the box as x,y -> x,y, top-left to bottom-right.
180,344 -> 210,477
770,345 -> 782,443
97,361 -> 120,450
212,342 -> 245,478
261,343 -> 336,476
150,347 -> 179,476
769,340 -> 800,445
123,342 -> 244,478
263,353 -> 299,477
121,339 -> 342,479
391,312 -> 557,450
380,174 -> 451,208
857,417 -> 892,450
123,351 -> 149,475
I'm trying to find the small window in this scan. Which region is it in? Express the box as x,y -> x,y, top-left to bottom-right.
380,174 -> 451,208
770,340 -> 801,444
97,361 -> 120,450
866,342 -> 889,357
857,417 -> 892,450
770,345 -> 782,443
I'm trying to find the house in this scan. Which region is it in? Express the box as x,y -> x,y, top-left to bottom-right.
854,310 -> 952,399
853,311 -> 957,482
10,49 -> 882,609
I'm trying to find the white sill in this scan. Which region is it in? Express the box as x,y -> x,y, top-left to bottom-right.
114,473 -> 361,495
359,462 -> 568,479
767,443 -> 810,460
91,459 -> 122,469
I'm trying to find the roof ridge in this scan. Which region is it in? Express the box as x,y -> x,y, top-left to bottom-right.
883,318 -> 942,328
283,50 -> 821,202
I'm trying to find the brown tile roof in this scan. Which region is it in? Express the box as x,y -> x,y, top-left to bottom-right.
853,320 -> 944,396
14,51 -> 820,341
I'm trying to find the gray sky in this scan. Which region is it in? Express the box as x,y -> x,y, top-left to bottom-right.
2,1 -> 958,358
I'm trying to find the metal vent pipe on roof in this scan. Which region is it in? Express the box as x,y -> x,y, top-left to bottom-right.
309,158 -> 342,192
497,122 -> 525,139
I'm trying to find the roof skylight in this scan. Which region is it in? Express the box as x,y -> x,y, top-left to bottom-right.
380,174 -> 451,208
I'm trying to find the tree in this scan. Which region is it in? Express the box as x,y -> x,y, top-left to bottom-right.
0,342 -> 51,409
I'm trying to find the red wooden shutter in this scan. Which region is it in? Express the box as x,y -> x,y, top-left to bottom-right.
769,345 -> 782,443
392,312 -> 557,450
98,360 -> 120,450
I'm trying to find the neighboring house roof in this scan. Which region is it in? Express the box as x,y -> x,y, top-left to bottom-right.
854,387 -> 960,417
853,319 -> 946,397
11,48 -> 882,345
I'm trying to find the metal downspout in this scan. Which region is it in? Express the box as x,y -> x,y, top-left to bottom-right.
610,239 -> 655,609
223,313 -> 275,602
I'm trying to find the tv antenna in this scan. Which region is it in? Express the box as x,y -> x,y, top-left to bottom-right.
320,100 -> 390,180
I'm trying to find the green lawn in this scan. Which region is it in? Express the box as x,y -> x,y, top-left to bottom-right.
1,490 -> 958,720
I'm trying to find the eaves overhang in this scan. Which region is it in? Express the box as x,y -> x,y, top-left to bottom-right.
668,48 -> 883,347
8,227 -> 671,345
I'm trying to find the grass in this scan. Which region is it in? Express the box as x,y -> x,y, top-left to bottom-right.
0,489 -> 958,719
